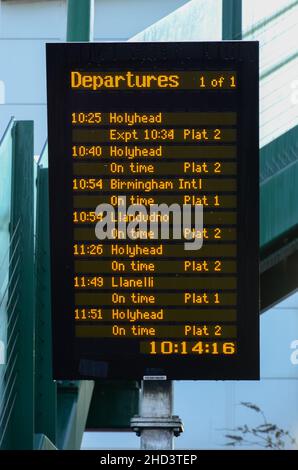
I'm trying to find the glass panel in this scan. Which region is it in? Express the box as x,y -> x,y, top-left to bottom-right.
38,141 -> 48,169
0,118 -> 13,378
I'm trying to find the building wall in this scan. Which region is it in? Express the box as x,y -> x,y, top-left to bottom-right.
131,0 -> 222,42
0,0 -> 189,151
242,0 -> 298,147
0,0 -> 67,152
94,0 -> 190,41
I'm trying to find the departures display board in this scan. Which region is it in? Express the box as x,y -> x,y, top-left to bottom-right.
46,42 -> 259,380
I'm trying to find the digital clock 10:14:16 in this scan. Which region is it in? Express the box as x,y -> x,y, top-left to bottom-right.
143,341 -> 236,355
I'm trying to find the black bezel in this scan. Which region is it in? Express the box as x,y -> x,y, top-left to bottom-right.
46,41 -> 259,380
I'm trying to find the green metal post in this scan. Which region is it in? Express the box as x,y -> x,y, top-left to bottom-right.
222,0 -> 242,40
35,167 -> 57,446
67,0 -> 94,42
10,121 -> 35,449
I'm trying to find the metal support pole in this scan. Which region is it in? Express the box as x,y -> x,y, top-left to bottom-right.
131,380 -> 183,450
222,0 -> 242,40
67,0 -> 94,42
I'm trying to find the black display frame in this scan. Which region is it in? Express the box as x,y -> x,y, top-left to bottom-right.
46,41 -> 259,380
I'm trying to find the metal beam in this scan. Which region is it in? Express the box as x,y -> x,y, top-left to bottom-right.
260,126 -> 298,311
67,0 -> 94,42
261,243 -> 298,312
260,126 -> 298,251
222,0 -> 242,40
